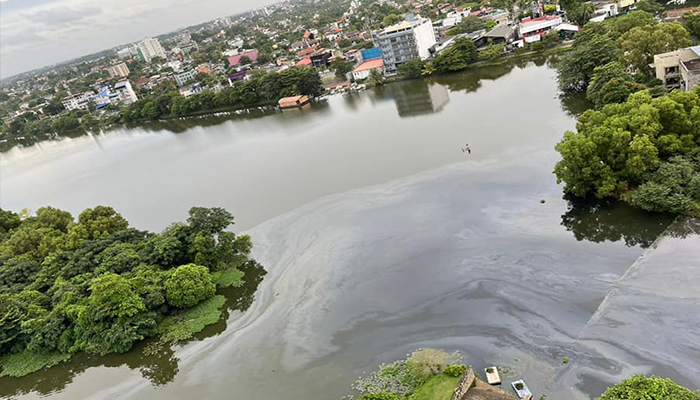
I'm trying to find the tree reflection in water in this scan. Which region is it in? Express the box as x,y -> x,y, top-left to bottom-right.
0,262 -> 267,398
560,195 -> 676,248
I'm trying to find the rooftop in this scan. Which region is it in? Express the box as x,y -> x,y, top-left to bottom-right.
352,58 -> 384,73
682,59 -> 700,73
483,25 -> 513,38
381,21 -> 413,34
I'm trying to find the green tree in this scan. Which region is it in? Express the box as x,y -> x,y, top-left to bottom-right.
479,43 -> 504,60
484,20 -> 497,31
586,62 -> 641,108
433,38 -> 478,72
682,10 -> 700,40
369,68 -> 385,85
76,206 -> 129,240
633,0 -> 664,15
569,2 -> 596,26
452,16 -> 486,35
557,25 -> 620,91
331,57 -> 354,78
596,375 -> 700,400
617,23 -> 691,73
165,264 -> 216,308
397,59 -> 425,78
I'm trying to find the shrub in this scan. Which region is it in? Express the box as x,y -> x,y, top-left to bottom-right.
596,375 -> 700,400
444,364 -> 467,377
358,394 -> 401,400
165,264 -> 216,308
515,382 -> 524,390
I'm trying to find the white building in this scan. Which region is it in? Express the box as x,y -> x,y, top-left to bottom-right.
518,16 -> 563,43
372,14 -> 437,75
106,62 -> 130,78
174,68 -> 197,87
137,38 -> 167,63
114,80 -> 138,104
351,58 -> 385,80
117,48 -> 133,59
653,46 -> 700,92
61,92 -> 93,111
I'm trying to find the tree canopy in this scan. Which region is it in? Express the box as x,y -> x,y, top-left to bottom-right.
432,38 -> 478,73
554,90 -> 700,216
596,375 -> 700,400
0,205 -> 258,376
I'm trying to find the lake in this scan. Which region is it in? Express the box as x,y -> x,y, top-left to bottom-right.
1,58 -> 695,400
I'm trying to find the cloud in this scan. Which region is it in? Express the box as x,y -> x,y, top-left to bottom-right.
23,6 -> 102,26
0,0 -> 278,79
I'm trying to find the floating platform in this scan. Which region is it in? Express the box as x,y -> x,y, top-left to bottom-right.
511,379 -> 532,399
485,366 -> 501,385
278,95 -> 310,109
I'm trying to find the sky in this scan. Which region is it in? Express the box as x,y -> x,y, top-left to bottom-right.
0,0 -> 277,79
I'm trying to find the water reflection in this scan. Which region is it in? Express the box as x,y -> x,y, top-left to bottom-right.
0,261 -> 267,399
374,81 -> 450,118
560,196 -> 675,248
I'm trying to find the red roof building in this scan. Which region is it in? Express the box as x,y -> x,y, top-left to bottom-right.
296,57 -> 312,66
297,46 -> 317,58
228,49 -> 259,66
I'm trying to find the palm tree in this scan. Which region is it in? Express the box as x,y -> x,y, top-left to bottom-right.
369,69 -> 385,86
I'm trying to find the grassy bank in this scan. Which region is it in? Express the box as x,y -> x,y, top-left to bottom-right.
409,374 -> 461,400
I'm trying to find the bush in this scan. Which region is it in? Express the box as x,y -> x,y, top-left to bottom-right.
443,364 -> 467,377
596,375 -> 700,400
165,264 -> 216,308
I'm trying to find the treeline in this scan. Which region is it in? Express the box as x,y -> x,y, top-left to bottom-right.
122,66 -> 324,122
556,9 -> 693,107
0,66 -> 323,151
0,206 -> 258,376
554,8 -> 700,216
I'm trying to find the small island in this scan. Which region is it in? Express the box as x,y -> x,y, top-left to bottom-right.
0,205 -> 261,377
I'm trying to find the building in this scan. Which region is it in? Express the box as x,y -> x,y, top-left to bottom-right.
482,25 -> 515,45
372,14 -> 436,75
114,80 -> 138,104
653,46 -> 700,92
228,49 -> 259,67
174,68 -> 197,87
518,16 -> 562,43
106,62 -> 130,78
351,58 -> 385,80
137,38 -> 167,63
117,48 -> 133,59
61,92 -> 93,111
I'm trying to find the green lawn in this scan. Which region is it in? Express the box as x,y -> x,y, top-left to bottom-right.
410,374 -> 461,400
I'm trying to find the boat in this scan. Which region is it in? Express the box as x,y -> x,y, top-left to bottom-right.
511,379 -> 532,399
278,95 -> 310,109
485,366 -> 501,385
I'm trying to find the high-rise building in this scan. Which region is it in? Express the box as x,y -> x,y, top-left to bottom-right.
106,62 -> 130,78
372,14 -> 436,76
137,38 -> 167,63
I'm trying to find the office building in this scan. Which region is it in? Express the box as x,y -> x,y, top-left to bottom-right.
372,14 -> 436,75
106,62 -> 130,78
174,68 -> 197,87
137,38 -> 167,63
114,80 -> 138,104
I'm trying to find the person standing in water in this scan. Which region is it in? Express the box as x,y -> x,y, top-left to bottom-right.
463,144 -> 471,154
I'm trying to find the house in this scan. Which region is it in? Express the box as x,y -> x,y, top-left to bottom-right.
518,16 -> 562,43
174,68 -> 197,87
296,57 -> 312,66
228,49 -> 260,67
351,58 -> 385,81
653,46 -> 700,92
482,25 -> 515,45
665,7 -> 699,22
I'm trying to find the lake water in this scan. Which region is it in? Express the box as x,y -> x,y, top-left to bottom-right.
1,59 -> 695,400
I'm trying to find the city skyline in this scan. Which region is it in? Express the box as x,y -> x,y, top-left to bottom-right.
0,0 -> 277,79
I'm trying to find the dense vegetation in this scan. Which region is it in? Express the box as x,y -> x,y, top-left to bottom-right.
0,206 -> 258,377
555,90 -> 700,215
347,348 -> 465,399
595,375 -> 700,400
554,4 -> 700,215
556,10 -> 690,104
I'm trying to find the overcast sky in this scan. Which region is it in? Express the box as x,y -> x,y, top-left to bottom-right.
0,0 -> 277,79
